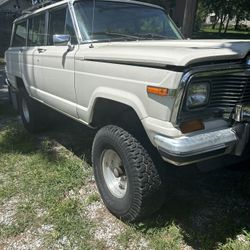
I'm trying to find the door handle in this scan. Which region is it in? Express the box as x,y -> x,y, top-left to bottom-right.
37,48 -> 47,53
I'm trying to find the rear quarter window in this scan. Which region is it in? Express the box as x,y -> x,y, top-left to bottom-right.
12,20 -> 27,47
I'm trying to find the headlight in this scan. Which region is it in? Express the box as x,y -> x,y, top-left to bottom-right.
186,82 -> 210,109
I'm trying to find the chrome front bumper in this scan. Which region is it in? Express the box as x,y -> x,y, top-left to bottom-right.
154,124 -> 249,166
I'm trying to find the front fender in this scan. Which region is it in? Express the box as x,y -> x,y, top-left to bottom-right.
77,87 -> 148,123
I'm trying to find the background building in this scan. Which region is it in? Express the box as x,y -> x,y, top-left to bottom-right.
0,0 -> 31,56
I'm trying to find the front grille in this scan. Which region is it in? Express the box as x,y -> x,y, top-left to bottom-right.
191,69 -> 250,115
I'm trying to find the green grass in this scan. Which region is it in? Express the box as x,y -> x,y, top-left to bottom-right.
218,231 -> 250,250
193,26 -> 250,39
0,99 -> 250,249
0,121 -> 97,248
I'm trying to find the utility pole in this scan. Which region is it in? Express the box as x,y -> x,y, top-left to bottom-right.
182,0 -> 198,38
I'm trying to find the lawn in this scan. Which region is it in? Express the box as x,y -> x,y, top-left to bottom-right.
193,27 -> 250,39
0,89 -> 250,249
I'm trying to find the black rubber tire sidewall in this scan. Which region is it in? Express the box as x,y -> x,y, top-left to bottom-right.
92,125 -> 164,222
93,135 -> 134,217
18,88 -> 47,133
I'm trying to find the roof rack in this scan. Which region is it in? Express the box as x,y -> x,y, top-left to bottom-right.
22,0 -> 62,15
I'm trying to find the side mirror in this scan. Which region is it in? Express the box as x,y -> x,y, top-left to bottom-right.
53,34 -> 71,46
53,34 -> 74,51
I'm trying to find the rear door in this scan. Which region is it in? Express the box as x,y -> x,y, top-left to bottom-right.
27,13 -> 47,99
33,6 -> 78,117
5,20 -> 27,86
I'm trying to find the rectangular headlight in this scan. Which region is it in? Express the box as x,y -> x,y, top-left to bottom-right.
186,82 -> 210,109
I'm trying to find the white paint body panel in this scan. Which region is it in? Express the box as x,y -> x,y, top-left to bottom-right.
5,28 -> 250,146
4,0 -> 250,166
30,45 -> 78,117
81,40 -> 250,67
5,39 -> 250,143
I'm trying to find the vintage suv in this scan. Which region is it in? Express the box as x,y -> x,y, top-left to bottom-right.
5,0 -> 250,221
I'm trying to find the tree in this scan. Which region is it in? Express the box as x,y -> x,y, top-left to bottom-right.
201,0 -> 233,33
200,0 -> 250,33
233,0 -> 250,30
182,0 -> 198,37
195,1 -> 209,31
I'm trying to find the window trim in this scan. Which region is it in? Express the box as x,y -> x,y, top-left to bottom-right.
73,0 -> 184,44
27,12 -> 47,47
46,4 -> 78,46
11,1 -> 80,48
11,19 -> 28,48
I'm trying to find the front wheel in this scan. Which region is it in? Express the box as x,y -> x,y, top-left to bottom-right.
92,125 -> 165,222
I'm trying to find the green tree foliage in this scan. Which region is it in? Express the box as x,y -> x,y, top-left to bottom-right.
194,1 -> 209,31
199,0 -> 250,33
233,0 -> 250,30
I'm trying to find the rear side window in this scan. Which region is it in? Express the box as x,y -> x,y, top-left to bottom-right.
28,14 -> 46,46
12,21 -> 27,47
47,7 -> 77,45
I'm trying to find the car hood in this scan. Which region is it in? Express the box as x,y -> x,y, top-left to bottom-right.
83,39 -> 250,67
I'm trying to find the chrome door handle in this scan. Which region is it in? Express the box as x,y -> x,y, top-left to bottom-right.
37,48 -> 47,53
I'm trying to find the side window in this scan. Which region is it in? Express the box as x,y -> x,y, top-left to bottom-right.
12,20 -> 27,47
48,7 -> 77,45
28,14 -> 46,46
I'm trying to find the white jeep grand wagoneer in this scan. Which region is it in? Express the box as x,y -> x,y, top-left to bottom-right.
5,0 -> 250,221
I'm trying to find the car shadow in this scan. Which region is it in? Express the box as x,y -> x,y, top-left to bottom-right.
43,112 -> 96,165
45,113 -> 250,249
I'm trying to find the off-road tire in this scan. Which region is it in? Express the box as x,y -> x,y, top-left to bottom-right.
92,125 -> 165,222
19,88 -> 48,133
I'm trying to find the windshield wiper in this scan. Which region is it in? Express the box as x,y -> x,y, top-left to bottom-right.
134,33 -> 177,40
91,32 -> 140,40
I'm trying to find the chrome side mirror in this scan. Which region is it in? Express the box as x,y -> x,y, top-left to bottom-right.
53,34 -> 71,45
53,34 -> 74,51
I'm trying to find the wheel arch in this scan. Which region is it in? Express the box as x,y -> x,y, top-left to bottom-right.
14,76 -> 30,95
90,97 -> 143,129
88,88 -> 147,124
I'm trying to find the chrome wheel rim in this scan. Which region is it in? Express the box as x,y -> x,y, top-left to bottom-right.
22,98 -> 30,123
102,149 -> 127,198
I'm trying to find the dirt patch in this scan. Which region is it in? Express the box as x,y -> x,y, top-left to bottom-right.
85,201 -> 125,249
0,197 -> 20,226
2,224 -> 54,250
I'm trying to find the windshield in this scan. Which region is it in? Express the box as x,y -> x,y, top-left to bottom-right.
74,0 -> 183,42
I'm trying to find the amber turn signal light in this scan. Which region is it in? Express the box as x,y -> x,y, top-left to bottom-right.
147,86 -> 168,96
180,120 -> 204,134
